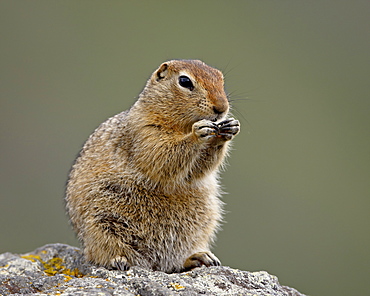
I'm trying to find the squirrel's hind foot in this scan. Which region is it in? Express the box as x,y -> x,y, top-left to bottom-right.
183,251 -> 221,271
111,256 -> 130,271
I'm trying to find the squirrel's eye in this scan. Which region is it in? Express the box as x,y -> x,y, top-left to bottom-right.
178,75 -> 194,91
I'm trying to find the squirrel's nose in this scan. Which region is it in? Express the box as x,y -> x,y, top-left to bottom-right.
213,98 -> 229,115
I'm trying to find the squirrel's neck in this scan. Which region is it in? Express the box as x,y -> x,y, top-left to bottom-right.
129,100 -> 193,134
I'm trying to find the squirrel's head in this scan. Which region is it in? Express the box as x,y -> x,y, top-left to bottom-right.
137,60 -> 229,131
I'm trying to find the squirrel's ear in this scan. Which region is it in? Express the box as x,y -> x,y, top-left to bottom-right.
156,63 -> 168,81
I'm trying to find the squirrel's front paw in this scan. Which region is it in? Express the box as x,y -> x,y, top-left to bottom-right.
217,118 -> 240,141
192,119 -> 219,141
183,251 -> 221,271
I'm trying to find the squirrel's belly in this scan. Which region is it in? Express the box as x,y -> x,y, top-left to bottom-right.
113,185 -> 222,272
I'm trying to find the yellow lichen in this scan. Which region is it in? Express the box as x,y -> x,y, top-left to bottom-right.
168,282 -> 185,290
63,275 -> 73,282
21,254 -> 41,262
21,254 -> 84,278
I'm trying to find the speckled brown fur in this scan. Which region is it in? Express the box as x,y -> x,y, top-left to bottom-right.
65,60 -> 240,273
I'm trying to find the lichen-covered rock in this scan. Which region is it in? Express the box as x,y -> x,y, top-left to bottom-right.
0,243 -> 305,295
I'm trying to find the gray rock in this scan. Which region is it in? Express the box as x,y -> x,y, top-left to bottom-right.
0,243 -> 305,295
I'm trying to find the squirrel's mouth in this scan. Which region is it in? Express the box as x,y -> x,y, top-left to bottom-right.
193,112 -> 226,125
211,113 -> 227,123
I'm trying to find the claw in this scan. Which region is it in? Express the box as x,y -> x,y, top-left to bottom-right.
217,118 -> 235,127
111,256 -> 130,271
183,251 -> 221,271
218,123 -> 232,128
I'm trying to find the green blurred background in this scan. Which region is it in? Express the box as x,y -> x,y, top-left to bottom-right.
1,1 -> 369,295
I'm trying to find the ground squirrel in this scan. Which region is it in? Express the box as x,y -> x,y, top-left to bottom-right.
65,59 -> 240,273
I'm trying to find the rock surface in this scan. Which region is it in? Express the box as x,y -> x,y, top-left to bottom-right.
0,244 -> 305,295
